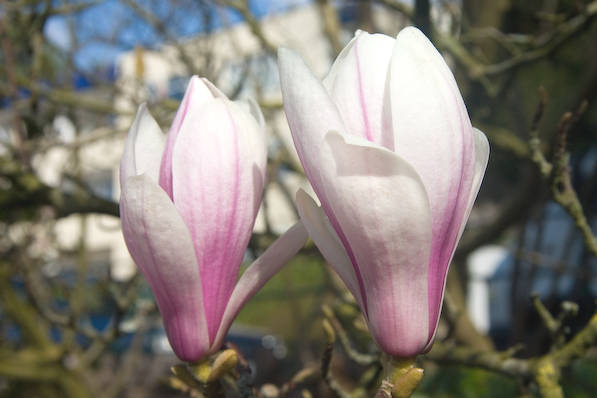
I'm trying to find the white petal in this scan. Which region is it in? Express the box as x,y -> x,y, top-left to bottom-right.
237,97 -> 266,131
120,104 -> 165,186
277,48 -> 346,206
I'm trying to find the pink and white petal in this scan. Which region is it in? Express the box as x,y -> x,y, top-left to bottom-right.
295,188 -> 365,310
120,174 -> 208,362
171,98 -> 266,343
278,47 -> 346,202
390,27 -> 476,339
323,31 -> 395,149
278,49 -> 364,291
159,76 -> 215,198
451,128 -> 489,246
467,128 -> 490,216
225,100 -> 268,215
423,128 -> 490,351
210,222 -> 308,352
120,104 -> 165,186
390,27 -> 475,222
322,131 -> 433,357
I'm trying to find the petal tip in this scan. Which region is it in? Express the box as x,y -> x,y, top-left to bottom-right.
395,26 -> 438,60
200,77 -> 226,99
397,26 -> 425,39
354,29 -> 367,37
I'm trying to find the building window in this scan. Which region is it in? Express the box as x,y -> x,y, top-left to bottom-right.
168,76 -> 189,100
87,170 -> 114,200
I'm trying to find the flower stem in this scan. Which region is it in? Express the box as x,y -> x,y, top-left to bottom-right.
375,355 -> 424,398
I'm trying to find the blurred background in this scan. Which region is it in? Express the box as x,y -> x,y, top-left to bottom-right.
1,0 -> 597,397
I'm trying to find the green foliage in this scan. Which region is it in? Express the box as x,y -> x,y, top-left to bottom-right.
236,253 -> 328,342
561,358 -> 597,398
419,365 -> 519,398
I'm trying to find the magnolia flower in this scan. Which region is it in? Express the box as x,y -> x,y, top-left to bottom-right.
120,76 -> 307,362
278,27 -> 489,357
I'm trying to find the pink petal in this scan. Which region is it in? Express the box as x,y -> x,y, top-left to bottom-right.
323,31 -> 395,149
322,131 -> 433,357
120,104 -> 165,185
389,27 -> 476,340
295,189 -> 365,310
423,127 -> 489,351
171,98 -> 266,343
451,129 -> 490,257
120,174 -> 209,361
159,76 -> 215,198
210,222 -> 308,352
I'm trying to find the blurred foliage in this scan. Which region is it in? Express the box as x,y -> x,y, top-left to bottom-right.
237,253 -> 328,342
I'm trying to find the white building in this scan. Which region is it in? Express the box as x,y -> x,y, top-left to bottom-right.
31,1 -> 412,282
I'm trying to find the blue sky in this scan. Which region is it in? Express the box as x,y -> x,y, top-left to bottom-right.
44,0 -> 311,71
